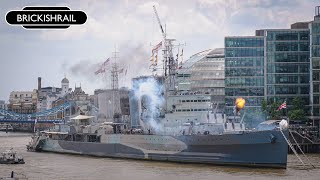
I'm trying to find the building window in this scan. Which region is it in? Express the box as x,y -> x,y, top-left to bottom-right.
314,96 -> 319,105
275,32 -> 298,41
300,32 -> 309,41
314,84 -> 320,93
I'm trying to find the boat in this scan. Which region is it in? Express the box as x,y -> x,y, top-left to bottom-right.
29,119 -> 288,168
26,6 -> 289,169
26,71 -> 289,169
0,149 -> 25,164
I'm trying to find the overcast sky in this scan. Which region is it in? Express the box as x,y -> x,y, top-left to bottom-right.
0,0 -> 318,101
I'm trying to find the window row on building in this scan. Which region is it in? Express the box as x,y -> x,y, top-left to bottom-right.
267,42 -> 309,52
267,74 -> 309,84
191,80 -> 225,88
179,99 -> 210,103
267,52 -> 309,63
225,67 -> 264,76
225,87 -> 264,97
225,77 -> 264,87
266,64 -> 309,73
267,85 -> 309,95
225,48 -> 264,57
225,38 -> 264,47
266,31 -> 309,41
175,108 -> 210,112
225,57 -> 264,67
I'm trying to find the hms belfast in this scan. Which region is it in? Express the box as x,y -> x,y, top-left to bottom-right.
27,6 -> 289,168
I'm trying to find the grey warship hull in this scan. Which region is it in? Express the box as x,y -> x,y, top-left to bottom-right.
35,129 -> 288,168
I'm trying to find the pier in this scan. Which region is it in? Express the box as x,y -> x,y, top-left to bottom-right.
288,124 -> 320,153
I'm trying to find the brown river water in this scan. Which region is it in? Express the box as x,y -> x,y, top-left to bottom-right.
1,132 -> 320,180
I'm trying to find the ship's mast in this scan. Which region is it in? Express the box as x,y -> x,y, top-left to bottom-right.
111,48 -> 120,90
153,5 -> 176,95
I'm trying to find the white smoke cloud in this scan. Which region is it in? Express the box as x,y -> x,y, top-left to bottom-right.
132,77 -> 164,132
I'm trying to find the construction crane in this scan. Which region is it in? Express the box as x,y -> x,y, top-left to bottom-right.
153,5 -> 166,40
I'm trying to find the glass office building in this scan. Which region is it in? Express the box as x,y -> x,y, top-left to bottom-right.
265,29 -> 310,107
225,22 -> 314,119
225,37 -> 265,116
310,7 -> 320,117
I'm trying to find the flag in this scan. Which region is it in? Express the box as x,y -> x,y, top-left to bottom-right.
277,101 -> 287,111
94,69 -> 100,75
154,54 -> 158,65
103,58 -> 110,66
180,48 -> 184,63
178,61 -> 183,69
176,48 -> 179,68
150,53 -> 154,62
94,67 -> 105,75
152,41 -> 162,54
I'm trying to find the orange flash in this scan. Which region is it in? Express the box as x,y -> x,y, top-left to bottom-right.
235,97 -> 246,111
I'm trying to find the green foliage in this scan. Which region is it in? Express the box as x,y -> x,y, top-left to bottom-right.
269,101 -> 282,119
261,99 -> 268,113
261,97 -> 306,120
292,97 -> 304,110
288,97 -> 306,120
288,109 -> 305,120
261,100 -> 282,120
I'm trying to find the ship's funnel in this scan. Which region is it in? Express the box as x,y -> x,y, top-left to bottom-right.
235,97 -> 246,112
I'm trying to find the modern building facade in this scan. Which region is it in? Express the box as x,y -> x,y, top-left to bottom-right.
225,30 -> 309,116
262,27 -> 310,108
176,49 -> 226,112
310,7 -> 320,118
190,48 -> 225,112
225,37 -> 264,116
225,6 -> 320,126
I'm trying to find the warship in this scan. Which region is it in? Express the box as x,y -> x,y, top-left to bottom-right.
27,6 -> 289,168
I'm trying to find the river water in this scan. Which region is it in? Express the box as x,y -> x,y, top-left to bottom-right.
1,132 -> 320,180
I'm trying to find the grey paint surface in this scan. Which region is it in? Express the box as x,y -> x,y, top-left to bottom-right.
39,129 -> 288,168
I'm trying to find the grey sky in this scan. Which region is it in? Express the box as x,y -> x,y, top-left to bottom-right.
0,0 -> 318,101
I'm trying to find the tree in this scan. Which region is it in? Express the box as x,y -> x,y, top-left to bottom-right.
260,99 -> 283,120
269,101 -> 282,119
288,109 -> 305,120
288,97 -> 306,120
261,99 -> 268,113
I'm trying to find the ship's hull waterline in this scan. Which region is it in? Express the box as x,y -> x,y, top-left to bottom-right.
36,130 -> 288,168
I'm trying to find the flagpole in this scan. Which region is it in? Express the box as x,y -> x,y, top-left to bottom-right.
286,100 -> 289,123
286,106 -> 288,119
